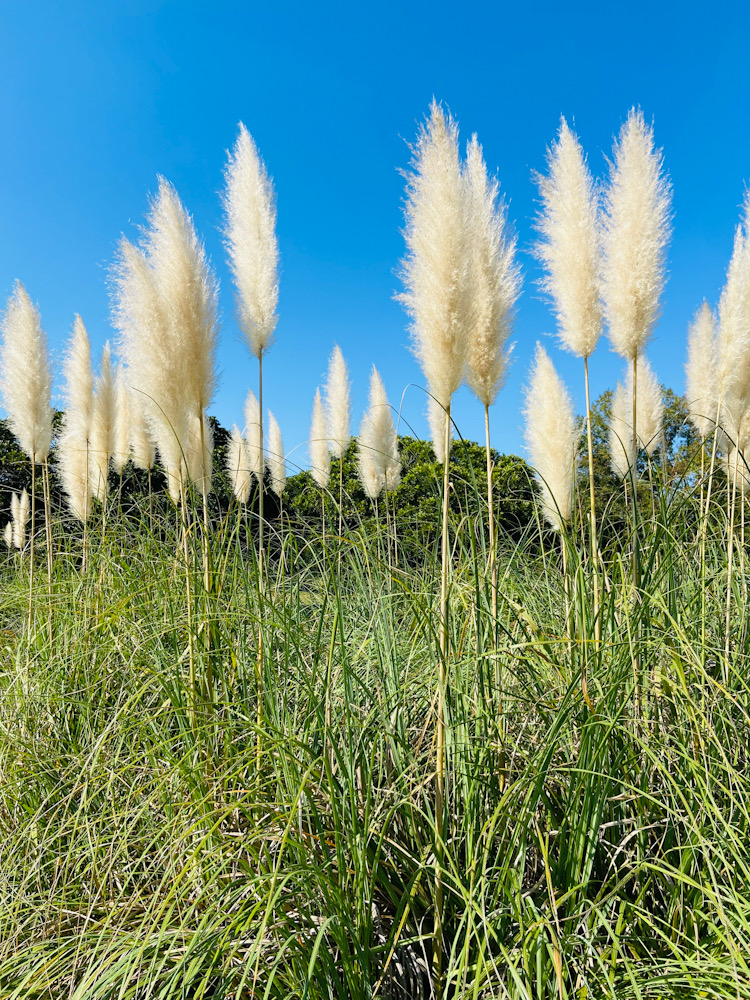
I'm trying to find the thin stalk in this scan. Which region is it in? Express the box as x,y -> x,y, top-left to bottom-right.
583,355 -> 599,707
27,459 -> 36,640
725,446 -> 740,673
179,476 -> 196,729
199,411 -> 213,710
258,352 -> 265,577
631,354 -> 639,594
42,459 -> 53,644
484,404 -> 497,636
433,399 -> 451,998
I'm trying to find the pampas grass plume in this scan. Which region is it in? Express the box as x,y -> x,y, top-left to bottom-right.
223,123 -> 279,358
57,431 -> 92,522
63,315 -> 94,441
324,344 -> 351,458
266,411 -> 286,497
112,364 -> 132,475
226,425 -> 251,504
399,101 -> 469,409
463,135 -> 519,405
358,366 -> 400,499
602,109 -> 672,360
524,344 -> 577,531
535,119 -> 601,358
243,389 -> 264,481
310,388 -> 330,488
129,387 -> 156,471
685,301 -> 718,439
90,342 -> 115,501
11,489 -> 30,549
428,395 -> 451,464
3,522 -> 11,548
609,380 -> 635,478
0,282 -> 53,464
715,208 -> 750,432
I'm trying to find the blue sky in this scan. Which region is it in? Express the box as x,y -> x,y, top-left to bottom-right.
1,0 -> 748,473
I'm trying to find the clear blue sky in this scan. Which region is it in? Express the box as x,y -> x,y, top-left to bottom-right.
1,0 -> 748,473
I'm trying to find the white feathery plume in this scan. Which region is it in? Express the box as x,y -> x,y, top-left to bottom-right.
243,389 -> 264,481
609,380 -> 635,478
428,395 -> 451,464
3,522 -> 12,548
634,356 -> 664,456
114,179 -> 218,500
602,109 -> 672,361
182,412 -> 213,495
0,282 -> 53,464
357,409 -> 384,500
534,118 -> 602,359
89,341 -> 115,501
129,386 -> 156,470
58,315 -> 95,521
223,122 -> 279,358
608,357 -> 664,474
145,178 -> 218,422
715,207 -> 750,439
524,344 -> 577,531
112,364 -> 132,475
357,366 -> 401,499
463,135 -> 519,405
324,344 -> 351,458
685,301 -> 718,439
226,424 -> 252,504
62,315 -> 94,442
57,431 -> 93,522
310,388 -> 330,488
114,238 -> 184,499
11,489 -> 30,549
399,101 -> 469,410
266,411 -> 286,497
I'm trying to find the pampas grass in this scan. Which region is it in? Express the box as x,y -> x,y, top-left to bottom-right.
310,388 -> 330,491
90,342 -> 115,503
324,344 -> 351,459
609,380 -> 635,479
244,389 -> 264,482
112,365 -> 132,477
357,366 -> 401,500
266,411 -> 286,499
11,489 -> 30,550
58,315 -> 94,526
524,343 -> 577,532
226,424 -> 252,505
608,358 -> 664,476
0,282 -> 53,466
114,179 -> 218,504
686,301 -> 718,440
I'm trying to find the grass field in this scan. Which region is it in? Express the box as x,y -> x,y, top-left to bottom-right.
1,460 -> 749,1000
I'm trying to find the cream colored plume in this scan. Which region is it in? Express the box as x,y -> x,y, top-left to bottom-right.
11,489 -> 30,549
113,178 -> 218,501
310,388 -> 330,488
609,381 -> 634,478
223,123 -> 279,358
58,315 -> 95,521
111,364 -> 132,474
535,119 -> 602,359
428,395 -> 451,464
63,315 -> 94,442
324,344 -> 351,458
57,431 -> 92,522
715,210 -> 750,438
243,389 -> 264,481
0,282 -> 53,464
89,342 -> 115,501
266,411 -> 286,497
3,522 -> 11,548
183,411 -> 213,495
226,425 -> 251,504
608,357 -> 664,475
524,344 -> 577,531
685,301 -> 718,439
129,387 -> 156,470
399,101 -> 469,409
463,135 -> 519,406
602,109 -> 671,360
357,366 -> 401,499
